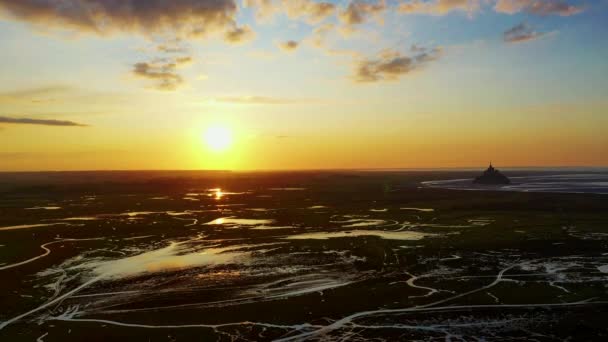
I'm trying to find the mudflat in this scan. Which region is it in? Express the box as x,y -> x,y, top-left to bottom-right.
1,171 -> 607,341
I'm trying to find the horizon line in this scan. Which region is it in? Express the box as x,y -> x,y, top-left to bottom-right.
1,165 -> 608,174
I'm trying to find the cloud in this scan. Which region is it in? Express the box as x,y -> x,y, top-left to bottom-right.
0,85 -> 73,104
132,56 -> 193,91
243,0 -> 281,22
224,25 -> 256,44
244,0 -> 336,24
0,0 -> 242,40
353,47 -> 442,83
0,116 -> 87,127
156,39 -> 188,53
309,22 -> 335,48
339,0 -> 387,28
398,0 -> 480,15
214,96 -> 301,104
157,45 -> 187,53
278,40 -> 300,52
494,0 -> 583,16
283,0 -> 336,24
503,22 -> 546,43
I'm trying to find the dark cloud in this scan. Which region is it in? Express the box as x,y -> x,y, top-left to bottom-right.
0,0 -> 240,39
0,116 -> 87,127
132,56 -> 193,91
504,22 -> 546,43
353,47 -> 442,83
494,0 -> 583,16
278,40 -> 300,52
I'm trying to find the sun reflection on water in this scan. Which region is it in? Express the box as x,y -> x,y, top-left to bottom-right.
206,188 -> 224,200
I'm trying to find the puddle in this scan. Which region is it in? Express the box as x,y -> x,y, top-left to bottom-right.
269,188 -> 306,191
122,212 -> 162,217
205,218 -> 275,226
0,223 -> 63,231
284,230 -> 431,241
308,206 -> 328,209
260,274 -> 355,298
183,197 -> 200,201
70,242 -> 249,280
336,219 -> 388,228
166,211 -> 202,217
56,217 -> 99,221
468,218 -> 494,226
250,226 -> 294,230
26,207 -> 62,210
400,208 -> 435,212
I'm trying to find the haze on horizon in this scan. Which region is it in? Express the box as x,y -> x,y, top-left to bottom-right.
0,0 -> 606,171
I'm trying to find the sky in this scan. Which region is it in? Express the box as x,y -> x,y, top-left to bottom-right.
0,0 -> 606,171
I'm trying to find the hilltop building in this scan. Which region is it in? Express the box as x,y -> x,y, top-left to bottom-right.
473,164 -> 511,185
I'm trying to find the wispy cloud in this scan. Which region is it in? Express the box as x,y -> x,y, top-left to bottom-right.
132,56 -> 193,91
0,85 -> 73,103
0,116 -> 87,127
504,22 -> 547,43
156,39 -> 188,54
244,0 -> 336,23
224,25 -> 256,44
283,0 -> 336,24
353,47 -> 442,83
398,0 -> 480,16
243,0 -> 282,22
494,0 -> 584,16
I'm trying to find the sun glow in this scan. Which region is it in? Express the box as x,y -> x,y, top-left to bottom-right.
204,126 -> 232,152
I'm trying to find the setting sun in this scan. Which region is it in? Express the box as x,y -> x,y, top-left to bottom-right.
204,126 -> 232,152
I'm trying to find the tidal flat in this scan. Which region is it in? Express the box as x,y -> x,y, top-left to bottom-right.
0,170 -> 607,341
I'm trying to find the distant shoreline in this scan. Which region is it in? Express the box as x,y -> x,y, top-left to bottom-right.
423,173 -> 608,195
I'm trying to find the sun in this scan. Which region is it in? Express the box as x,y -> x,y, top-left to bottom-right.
204,126 -> 233,152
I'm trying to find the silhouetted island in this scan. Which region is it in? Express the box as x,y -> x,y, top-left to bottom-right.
474,164 -> 511,185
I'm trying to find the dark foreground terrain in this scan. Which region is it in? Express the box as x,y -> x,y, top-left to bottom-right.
1,171 -> 607,341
